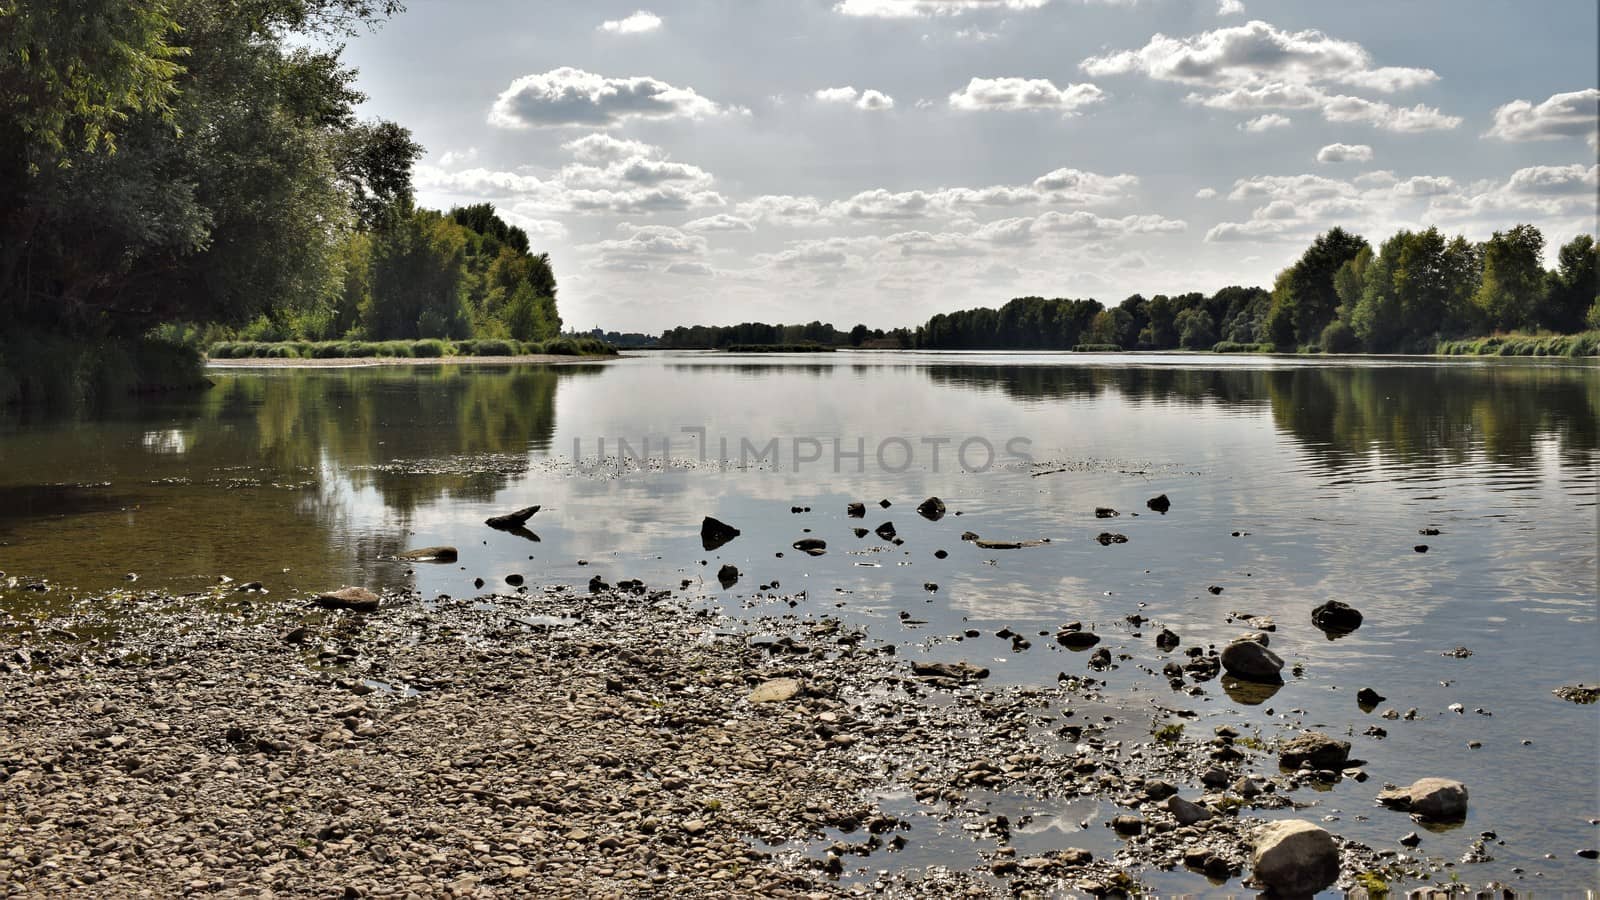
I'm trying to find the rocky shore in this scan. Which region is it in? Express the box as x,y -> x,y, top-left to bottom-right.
0,576 -> 1537,898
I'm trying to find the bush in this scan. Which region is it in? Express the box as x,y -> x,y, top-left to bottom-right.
1211,341 -> 1275,353
410,339 -> 449,357
1071,343 -> 1122,352
1320,320 -> 1360,353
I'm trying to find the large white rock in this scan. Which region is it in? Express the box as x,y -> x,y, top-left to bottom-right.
1377,778 -> 1468,820
1252,819 -> 1339,897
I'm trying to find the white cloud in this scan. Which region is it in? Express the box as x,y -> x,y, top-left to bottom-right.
665,261 -> 714,276
1083,20 -> 1459,132
436,147 -> 479,168
1195,187 -> 1218,199
1485,88 -> 1600,146
684,214 -> 756,232
561,133 -> 659,165
488,67 -> 723,129
1217,0 -> 1245,14
948,77 -> 1105,115
598,10 -> 662,34
1239,113 -> 1290,131
1391,175 -> 1455,197
589,224 -> 709,272
814,86 -> 897,110
1316,142 -> 1373,163
834,0 -> 1048,17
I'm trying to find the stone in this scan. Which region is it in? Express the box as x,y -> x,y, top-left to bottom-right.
399,546 -> 457,562
1554,684 -> 1600,704
792,538 -> 827,556
1056,630 -> 1101,650
1278,732 -> 1351,770
484,505 -> 540,530
1142,779 -> 1178,801
505,573 -> 524,587
716,564 -> 739,589
700,516 -> 741,551
1094,507 -> 1119,518
1111,815 -> 1143,836
748,678 -> 801,703
1155,628 -> 1180,652
1251,819 -> 1339,897
1147,493 -> 1171,514
879,498 -> 892,508
314,587 -> 380,613
1220,638 -> 1284,683
911,661 -> 989,681
1377,778 -> 1468,821
1096,532 -> 1129,546
1166,795 -> 1214,826
846,502 -> 866,518
1414,544 -> 1428,553
1311,600 -> 1363,636
1357,687 -> 1386,709
916,497 -> 947,521
875,522 -> 897,541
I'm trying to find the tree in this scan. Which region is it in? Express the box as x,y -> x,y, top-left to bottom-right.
1539,234 -> 1597,333
1175,309 -> 1216,350
1272,227 -> 1370,346
1473,224 -> 1546,332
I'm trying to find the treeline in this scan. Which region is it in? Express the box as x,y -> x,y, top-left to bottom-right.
238,202 -> 561,344
0,1 -> 572,406
658,322 -> 913,349
914,225 -> 1597,353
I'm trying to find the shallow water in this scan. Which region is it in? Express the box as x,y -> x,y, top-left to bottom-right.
2,351 -> 1597,893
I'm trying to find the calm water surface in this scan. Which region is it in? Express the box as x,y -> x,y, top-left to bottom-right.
2,351 -> 1596,893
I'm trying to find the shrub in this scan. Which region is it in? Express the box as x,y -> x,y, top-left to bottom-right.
1071,343 -> 1122,352
410,339 -> 449,357
1320,320 -> 1360,353
1211,341 -> 1275,353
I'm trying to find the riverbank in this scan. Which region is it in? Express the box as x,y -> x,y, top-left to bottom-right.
1,575 -> 1481,898
207,353 -> 618,369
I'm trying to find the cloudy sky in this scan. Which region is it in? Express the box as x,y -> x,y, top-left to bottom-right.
340,0 -> 1599,332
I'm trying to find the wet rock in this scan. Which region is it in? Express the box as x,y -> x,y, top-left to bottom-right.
1147,494 -> 1171,514
1096,532 -> 1129,546
1442,646 -> 1472,658
1056,630 -> 1101,651
283,626 -> 310,645
700,516 -> 741,551
1095,507 -> 1119,518
1377,778 -> 1468,821
846,502 -> 866,518
911,661 -> 989,681
793,538 -> 827,556
1414,544 -> 1429,553
399,546 -> 457,562
875,522 -> 897,541
976,538 -> 1048,550
934,549 -> 948,559
1553,684 -> 1600,704
1143,779 -> 1178,801
1155,629 -> 1180,652
1419,527 -> 1441,536
1087,648 -> 1112,669
916,497 -> 947,521
485,505 -> 540,530
1278,732 -> 1351,770
314,587 -> 380,613
879,498 -> 892,508
853,527 -> 869,538
1400,831 -> 1422,848
588,575 -> 609,593
1251,820 -> 1339,897
1311,600 -> 1363,636
716,565 -> 740,589
1357,687 -> 1386,709
1200,767 -> 1230,788
960,531 -> 979,541
1166,795 -> 1214,826
1111,815 -> 1144,836
748,678 -> 801,703
1207,584 -> 1224,595
1220,637 -> 1284,683
505,573 -> 524,587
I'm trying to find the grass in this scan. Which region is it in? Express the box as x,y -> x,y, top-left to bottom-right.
2,333 -> 207,408
1211,341 -> 1277,353
208,337 -> 617,360
1151,722 -> 1185,744
1436,331 -> 1599,357
1072,343 -> 1124,352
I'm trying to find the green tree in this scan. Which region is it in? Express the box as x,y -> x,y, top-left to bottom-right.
1539,234 -> 1597,333
1175,308 -> 1216,350
1473,224 -> 1546,332
1272,227 -> 1370,347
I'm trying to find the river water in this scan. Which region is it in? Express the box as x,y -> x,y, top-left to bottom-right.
1,351 -> 1596,893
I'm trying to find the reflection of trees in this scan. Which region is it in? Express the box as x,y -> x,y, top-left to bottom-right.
923,362 -> 1599,469
193,365 -> 594,512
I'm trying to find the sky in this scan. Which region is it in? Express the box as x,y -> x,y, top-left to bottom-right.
337,0 -> 1600,333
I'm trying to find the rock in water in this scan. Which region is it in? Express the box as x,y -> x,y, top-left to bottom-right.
1094,507 -> 1119,518
314,587 -> 380,613
1311,599 -> 1364,636
846,502 -> 866,518
875,522 -> 897,541
748,678 -> 801,703
916,497 -> 947,521
911,661 -> 989,681
1166,795 -> 1214,826
1220,637 -> 1284,683
700,516 -> 741,551
1278,732 -> 1351,770
1377,778 -> 1468,820
1554,684 -> 1600,704
1251,820 -> 1339,897
1056,630 -> 1101,650
716,564 -> 740,589
793,538 -> 827,556
485,505 -> 540,530
399,546 -> 458,562
1357,687 -> 1386,709
1096,532 -> 1128,546
1147,493 -> 1171,514
1155,628 -> 1180,652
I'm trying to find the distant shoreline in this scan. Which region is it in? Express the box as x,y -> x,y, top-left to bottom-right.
206,353 -> 620,368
